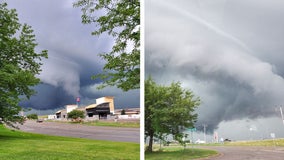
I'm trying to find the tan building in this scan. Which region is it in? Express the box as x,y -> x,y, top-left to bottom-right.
96,96 -> 115,114
85,96 -> 115,119
55,96 -> 115,120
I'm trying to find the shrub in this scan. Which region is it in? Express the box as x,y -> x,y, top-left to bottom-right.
67,110 -> 85,121
26,114 -> 38,120
121,109 -> 126,115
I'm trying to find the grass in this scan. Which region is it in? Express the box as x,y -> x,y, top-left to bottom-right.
0,124 -> 139,160
82,120 -> 140,128
177,139 -> 284,147
145,139 -> 284,160
145,145 -> 218,160
224,139 -> 284,146
46,119 -> 140,128
38,115 -> 48,119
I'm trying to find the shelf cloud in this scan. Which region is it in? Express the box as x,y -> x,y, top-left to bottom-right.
146,0 -> 284,133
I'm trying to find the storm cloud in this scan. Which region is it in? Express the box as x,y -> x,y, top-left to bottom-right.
6,0 -> 139,110
146,0 -> 284,133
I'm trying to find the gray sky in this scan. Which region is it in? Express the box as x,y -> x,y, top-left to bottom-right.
146,0 -> 284,139
4,0 -> 139,110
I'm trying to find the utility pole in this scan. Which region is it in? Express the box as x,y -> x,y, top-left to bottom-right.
280,106 -> 284,126
203,124 -> 207,143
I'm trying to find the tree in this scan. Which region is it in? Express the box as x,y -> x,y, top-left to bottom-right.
145,77 -> 200,152
121,109 -> 126,115
0,3 -> 48,127
67,110 -> 85,121
26,114 -> 38,120
74,0 -> 140,91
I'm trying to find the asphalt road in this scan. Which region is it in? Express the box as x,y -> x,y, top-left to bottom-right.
199,146 -> 284,160
18,120 -> 139,143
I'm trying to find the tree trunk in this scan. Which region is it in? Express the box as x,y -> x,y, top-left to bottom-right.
147,133 -> 154,152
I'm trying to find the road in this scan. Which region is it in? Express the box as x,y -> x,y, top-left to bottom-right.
18,120 -> 139,143
199,146 -> 284,160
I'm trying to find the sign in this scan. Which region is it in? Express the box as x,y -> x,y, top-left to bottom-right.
270,133 -> 275,139
214,132 -> 218,141
76,97 -> 80,102
187,128 -> 196,132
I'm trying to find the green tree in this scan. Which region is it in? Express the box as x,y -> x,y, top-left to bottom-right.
0,3 -> 48,127
121,109 -> 126,115
145,77 -> 200,152
67,110 -> 85,121
26,114 -> 38,120
74,0 -> 140,91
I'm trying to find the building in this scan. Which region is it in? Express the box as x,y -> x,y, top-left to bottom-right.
56,104 -> 78,119
85,96 -> 115,119
115,108 -> 140,115
48,115 -> 56,119
54,96 -> 140,120
66,104 -> 78,113
55,96 -> 115,120
115,108 -> 140,119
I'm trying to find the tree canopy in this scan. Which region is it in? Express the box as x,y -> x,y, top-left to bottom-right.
74,0 -> 140,91
0,2 -> 48,127
26,114 -> 38,120
67,110 -> 85,121
145,77 -> 200,152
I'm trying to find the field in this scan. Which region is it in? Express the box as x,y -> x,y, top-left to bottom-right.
46,119 -> 140,128
145,145 -> 218,160
0,124 -> 139,160
225,138 -> 284,146
191,139 -> 284,147
83,119 -> 140,128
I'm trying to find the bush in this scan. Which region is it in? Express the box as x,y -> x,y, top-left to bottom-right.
26,114 -> 38,120
121,109 -> 126,115
67,110 -> 85,121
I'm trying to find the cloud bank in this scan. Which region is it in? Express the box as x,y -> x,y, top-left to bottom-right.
6,0 -> 139,110
146,0 -> 284,132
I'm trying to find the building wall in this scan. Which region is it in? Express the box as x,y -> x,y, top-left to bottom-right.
61,110 -> 67,119
66,104 -> 78,113
96,96 -> 115,114
48,115 -> 56,119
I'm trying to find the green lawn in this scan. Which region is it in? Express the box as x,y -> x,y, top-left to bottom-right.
83,120 -> 140,128
0,124 -> 139,160
47,119 -> 140,128
145,145 -> 218,160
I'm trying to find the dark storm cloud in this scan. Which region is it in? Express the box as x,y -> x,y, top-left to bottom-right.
5,0 -> 139,109
146,0 -> 284,133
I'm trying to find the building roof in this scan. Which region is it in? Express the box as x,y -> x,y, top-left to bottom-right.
85,102 -> 110,109
56,110 -> 62,114
77,107 -> 86,111
85,104 -> 98,109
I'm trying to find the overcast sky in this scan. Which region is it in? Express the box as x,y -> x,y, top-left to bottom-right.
146,0 -> 284,140
4,0 -> 139,110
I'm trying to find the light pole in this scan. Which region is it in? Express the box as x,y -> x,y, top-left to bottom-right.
280,106 -> 284,126
203,124 -> 207,143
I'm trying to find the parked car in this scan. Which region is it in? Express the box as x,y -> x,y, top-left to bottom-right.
195,139 -> 206,144
36,119 -> 43,123
224,138 -> 231,142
